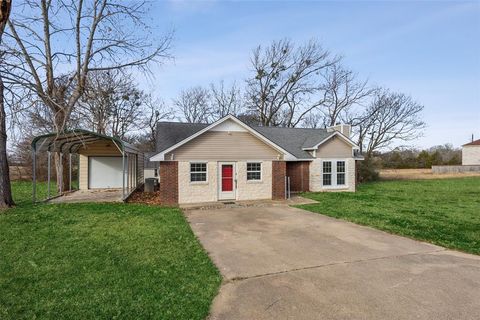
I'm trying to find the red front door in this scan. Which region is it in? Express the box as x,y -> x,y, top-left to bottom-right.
219,163 -> 235,200
222,165 -> 233,191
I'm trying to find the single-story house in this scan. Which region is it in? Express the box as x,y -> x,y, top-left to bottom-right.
31,129 -> 144,201
462,139 -> 480,165
150,115 -> 363,205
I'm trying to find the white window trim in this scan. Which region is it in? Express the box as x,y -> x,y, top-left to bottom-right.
246,161 -> 263,183
189,161 -> 208,184
322,159 -> 348,189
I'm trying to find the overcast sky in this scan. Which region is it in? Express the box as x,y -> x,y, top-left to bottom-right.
143,0 -> 480,149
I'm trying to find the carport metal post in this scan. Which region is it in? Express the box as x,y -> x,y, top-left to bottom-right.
122,151 -> 125,199
59,153 -> 63,196
126,153 -> 130,193
32,149 -> 36,203
69,153 -> 72,191
47,151 -> 51,199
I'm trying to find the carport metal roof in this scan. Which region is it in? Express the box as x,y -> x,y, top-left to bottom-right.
31,129 -> 141,154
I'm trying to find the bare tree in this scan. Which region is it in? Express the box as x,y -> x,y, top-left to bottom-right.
318,63 -> 374,127
26,75 -> 75,133
210,80 -> 243,120
109,90 -> 145,140
351,89 -> 426,158
77,70 -> 172,148
78,70 -> 146,139
236,112 -> 261,126
174,86 -> 212,123
0,0 -> 13,208
78,71 -> 118,135
301,112 -> 324,129
144,95 -> 173,150
246,39 -> 338,127
2,0 -> 172,192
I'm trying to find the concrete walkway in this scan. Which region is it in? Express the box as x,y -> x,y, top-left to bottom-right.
185,206 -> 480,320
180,195 -> 317,210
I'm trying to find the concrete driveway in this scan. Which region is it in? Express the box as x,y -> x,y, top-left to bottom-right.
185,205 -> 480,320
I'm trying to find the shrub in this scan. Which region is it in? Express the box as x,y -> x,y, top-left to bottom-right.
358,158 -> 379,183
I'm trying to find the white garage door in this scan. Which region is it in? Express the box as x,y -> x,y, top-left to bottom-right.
89,157 -> 123,189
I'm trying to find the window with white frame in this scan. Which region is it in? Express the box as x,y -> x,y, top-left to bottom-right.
322,161 -> 332,186
190,163 -> 207,182
247,162 -> 262,181
322,160 -> 346,187
336,161 -> 346,185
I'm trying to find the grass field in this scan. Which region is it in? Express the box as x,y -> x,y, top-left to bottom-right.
299,177 -> 480,255
379,168 -> 480,180
0,182 -> 221,320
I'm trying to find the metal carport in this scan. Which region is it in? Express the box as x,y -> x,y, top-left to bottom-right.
31,129 -> 144,202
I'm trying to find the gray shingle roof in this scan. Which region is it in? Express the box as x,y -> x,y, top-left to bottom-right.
156,122 -> 208,153
252,126 -> 333,159
155,121 -> 335,160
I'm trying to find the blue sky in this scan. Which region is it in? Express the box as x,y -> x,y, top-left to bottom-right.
143,0 -> 480,149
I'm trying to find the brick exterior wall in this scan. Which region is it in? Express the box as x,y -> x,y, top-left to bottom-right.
286,161 -> 310,192
272,161 -> 286,200
159,161 -> 178,205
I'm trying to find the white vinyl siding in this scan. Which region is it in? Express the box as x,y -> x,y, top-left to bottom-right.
166,131 -> 281,161
315,136 -> 353,158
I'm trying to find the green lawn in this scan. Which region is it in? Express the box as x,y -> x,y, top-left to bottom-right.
0,182 -> 221,320
298,177 -> 480,255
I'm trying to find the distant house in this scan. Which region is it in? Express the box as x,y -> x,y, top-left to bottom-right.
150,115 -> 363,205
462,139 -> 480,165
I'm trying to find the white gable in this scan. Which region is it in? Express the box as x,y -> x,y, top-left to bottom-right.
210,119 -> 247,132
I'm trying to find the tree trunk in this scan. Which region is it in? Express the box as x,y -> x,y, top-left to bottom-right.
52,107 -> 69,193
53,152 -> 69,194
0,76 -> 14,208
